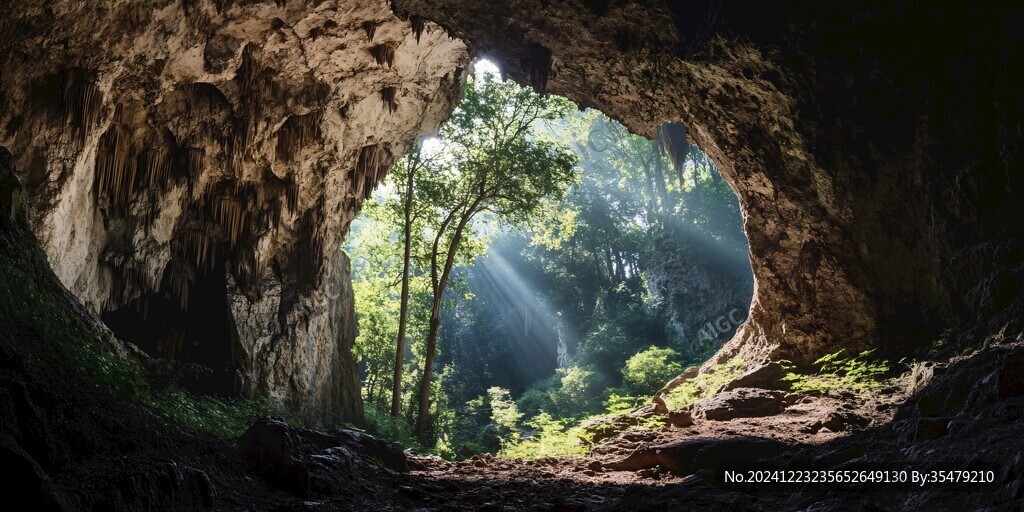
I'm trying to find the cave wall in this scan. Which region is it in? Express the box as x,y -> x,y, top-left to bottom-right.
0,0 -> 470,425
393,0 -> 1024,365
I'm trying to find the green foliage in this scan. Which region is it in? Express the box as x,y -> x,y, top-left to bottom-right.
783,350 -> 891,396
604,392 -> 646,414
144,389 -> 269,439
346,67 -> 750,453
929,328 -> 955,357
0,254 -> 268,440
498,412 -> 589,459
663,358 -> 745,410
548,365 -> 608,418
488,386 -> 522,447
622,346 -> 683,396
363,404 -> 424,451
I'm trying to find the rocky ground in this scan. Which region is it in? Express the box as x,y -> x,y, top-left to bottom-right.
223,336 -> 1024,511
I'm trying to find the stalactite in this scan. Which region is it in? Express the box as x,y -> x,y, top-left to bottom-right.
356,145 -> 384,199
285,180 -> 299,212
139,147 -> 172,193
520,43 -> 553,95
275,110 -> 323,161
370,43 -> 397,68
182,148 -> 205,190
233,47 -> 282,171
380,86 -> 398,114
94,107 -> 139,214
167,259 -> 195,313
213,195 -> 247,246
655,122 -> 689,180
56,68 -> 104,146
363,21 -> 377,42
410,15 -> 426,44
104,250 -> 160,307
211,0 -> 236,14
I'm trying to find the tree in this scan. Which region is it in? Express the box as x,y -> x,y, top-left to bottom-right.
412,73 -> 578,439
391,144 -> 426,417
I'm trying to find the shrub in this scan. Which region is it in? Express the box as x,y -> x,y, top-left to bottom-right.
548,365 -> 608,418
783,350 -> 890,396
363,405 -> 423,451
622,346 -> 683,396
488,386 -> 522,447
498,412 -> 588,459
516,387 -> 555,419
663,358 -> 745,410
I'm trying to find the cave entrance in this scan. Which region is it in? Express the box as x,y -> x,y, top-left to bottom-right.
102,258 -> 241,397
346,59 -> 754,455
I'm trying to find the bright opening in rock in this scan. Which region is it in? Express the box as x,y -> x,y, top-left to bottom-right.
346,59 -> 753,455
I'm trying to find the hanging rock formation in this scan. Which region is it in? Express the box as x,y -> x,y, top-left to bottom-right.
0,0 -> 470,426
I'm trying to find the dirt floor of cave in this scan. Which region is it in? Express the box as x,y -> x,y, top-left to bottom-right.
385,388 -> 904,511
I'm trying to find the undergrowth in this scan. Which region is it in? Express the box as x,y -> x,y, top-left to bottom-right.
782,349 -> 890,397
498,412 -> 590,459
496,393 -> 663,460
363,405 -> 426,452
663,358 -> 746,410
0,252 -> 269,440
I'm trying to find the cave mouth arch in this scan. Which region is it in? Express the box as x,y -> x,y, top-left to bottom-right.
347,58 -> 756,441
0,0 -> 1016,431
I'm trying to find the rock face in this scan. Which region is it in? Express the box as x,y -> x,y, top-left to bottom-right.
0,0 -> 470,425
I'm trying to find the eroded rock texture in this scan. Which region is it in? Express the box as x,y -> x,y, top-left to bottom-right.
0,0 -> 470,425
393,0 -> 1024,365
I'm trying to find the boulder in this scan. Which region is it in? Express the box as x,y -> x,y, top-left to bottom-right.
603,437 -> 788,476
238,417 -> 410,498
722,362 -> 790,391
238,418 -> 310,497
820,411 -> 871,432
691,388 -> 788,421
666,410 -> 694,428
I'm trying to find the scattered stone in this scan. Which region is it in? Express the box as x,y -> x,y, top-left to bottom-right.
691,388 -> 788,421
821,411 -> 871,431
723,362 -> 790,391
605,437 -> 787,476
666,409 -> 694,427
916,376 -> 971,417
908,417 -> 950,441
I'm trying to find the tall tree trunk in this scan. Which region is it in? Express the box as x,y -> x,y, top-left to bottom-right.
390,165 -> 416,417
415,205 -> 476,440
